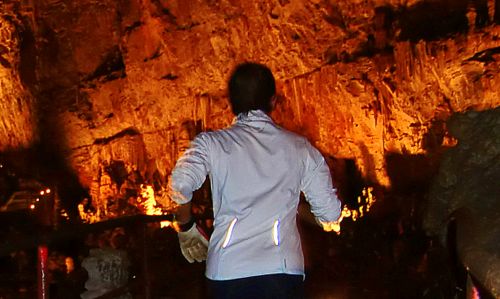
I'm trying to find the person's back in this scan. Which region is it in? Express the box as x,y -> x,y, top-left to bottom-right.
169,62 -> 341,298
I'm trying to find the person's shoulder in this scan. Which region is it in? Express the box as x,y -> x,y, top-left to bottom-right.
195,128 -> 232,144
197,127 -> 230,139
272,126 -> 313,151
196,130 -> 214,139
276,126 -> 308,142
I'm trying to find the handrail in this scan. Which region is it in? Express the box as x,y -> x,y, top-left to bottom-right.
451,208 -> 499,298
6,213 -> 176,299
0,214 -> 173,256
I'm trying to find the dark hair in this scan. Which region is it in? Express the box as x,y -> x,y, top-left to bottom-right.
228,62 -> 276,115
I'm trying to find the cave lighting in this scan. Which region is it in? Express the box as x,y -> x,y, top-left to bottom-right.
60,209 -> 69,220
78,202 -> 98,224
39,189 -> 50,196
65,257 -> 75,274
139,184 -> 171,228
330,187 -> 376,235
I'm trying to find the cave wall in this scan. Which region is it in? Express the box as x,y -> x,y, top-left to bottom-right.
0,2 -> 36,151
0,0 -> 499,218
423,107 -> 500,296
424,107 -> 500,236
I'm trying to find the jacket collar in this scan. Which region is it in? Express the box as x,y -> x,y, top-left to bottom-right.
234,110 -> 273,123
233,110 -> 274,131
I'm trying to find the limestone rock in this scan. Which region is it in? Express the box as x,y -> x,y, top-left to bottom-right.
0,0 -> 499,219
81,248 -> 131,299
424,107 -> 500,237
423,107 -> 500,297
0,3 -> 36,151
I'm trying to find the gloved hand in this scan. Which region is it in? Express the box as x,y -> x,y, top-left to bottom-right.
177,223 -> 209,263
315,217 -> 341,233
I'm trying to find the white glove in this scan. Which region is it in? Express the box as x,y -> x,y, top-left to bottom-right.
178,223 -> 209,263
315,217 -> 341,233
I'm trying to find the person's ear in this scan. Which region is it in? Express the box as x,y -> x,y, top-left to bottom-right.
271,94 -> 278,110
271,94 -> 284,110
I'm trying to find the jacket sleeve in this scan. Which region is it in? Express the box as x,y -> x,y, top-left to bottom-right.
300,140 -> 342,222
169,133 -> 211,205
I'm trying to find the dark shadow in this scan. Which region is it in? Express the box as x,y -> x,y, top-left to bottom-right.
12,4 -> 131,223
327,157 -> 366,209
446,220 -> 467,299
83,46 -> 126,83
385,153 -> 439,195
16,23 -> 90,223
373,0 -> 493,43
397,0 -> 469,42
496,0 -> 500,23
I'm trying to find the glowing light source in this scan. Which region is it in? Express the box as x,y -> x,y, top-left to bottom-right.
65,257 -> 75,274
78,202 -> 98,224
29,204 -> 35,210
140,184 -> 171,228
60,209 -> 69,220
472,285 -> 481,299
331,187 -> 376,235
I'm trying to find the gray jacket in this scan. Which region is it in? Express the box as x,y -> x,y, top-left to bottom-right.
170,110 -> 341,280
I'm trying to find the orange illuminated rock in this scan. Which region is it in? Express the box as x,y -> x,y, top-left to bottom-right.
0,0 -> 499,217
0,5 -> 36,151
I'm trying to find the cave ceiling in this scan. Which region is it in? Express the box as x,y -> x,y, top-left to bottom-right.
0,0 -> 499,209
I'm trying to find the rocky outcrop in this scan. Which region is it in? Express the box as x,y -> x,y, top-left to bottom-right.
423,107 -> 500,297
274,32 -> 500,185
0,0 -> 499,218
0,2 -> 36,151
81,248 -> 131,299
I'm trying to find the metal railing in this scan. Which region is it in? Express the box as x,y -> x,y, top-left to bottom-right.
0,214 -> 174,299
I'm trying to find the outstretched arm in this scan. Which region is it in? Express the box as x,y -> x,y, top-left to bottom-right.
300,141 -> 342,229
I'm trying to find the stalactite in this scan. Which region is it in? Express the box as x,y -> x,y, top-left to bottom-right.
0,0 -> 498,215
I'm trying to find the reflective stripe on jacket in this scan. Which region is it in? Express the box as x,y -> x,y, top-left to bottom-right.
170,110 -> 341,280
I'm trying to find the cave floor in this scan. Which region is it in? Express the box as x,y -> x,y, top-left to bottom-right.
0,193 -> 467,299
142,213 -> 459,299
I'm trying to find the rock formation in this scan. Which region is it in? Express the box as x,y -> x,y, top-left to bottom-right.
424,107 -> 500,297
81,248 -> 131,299
0,2 -> 36,151
0,0 -> 499,220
